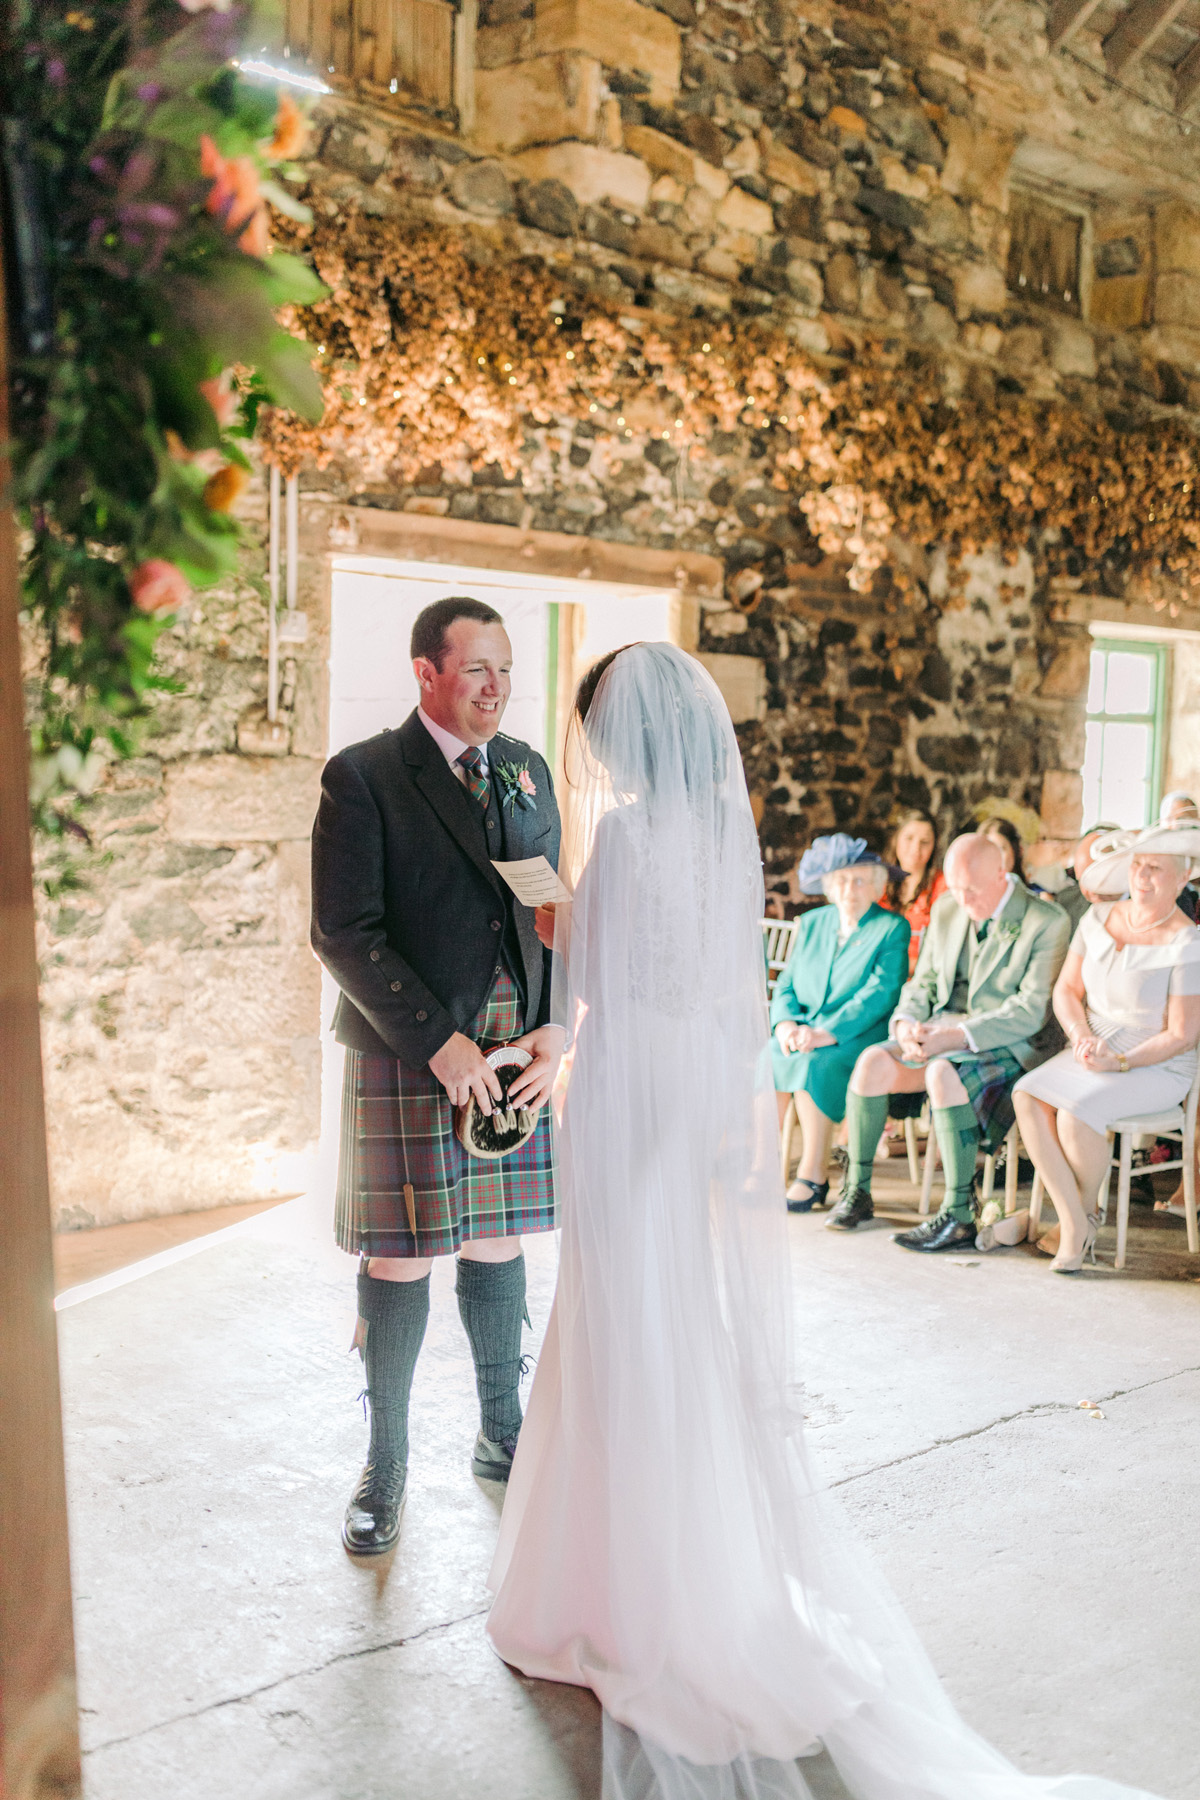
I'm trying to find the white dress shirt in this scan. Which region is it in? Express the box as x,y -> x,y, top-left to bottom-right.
417,706 -> 490,786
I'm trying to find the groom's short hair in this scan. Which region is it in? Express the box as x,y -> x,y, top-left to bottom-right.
411,596 -> 504,669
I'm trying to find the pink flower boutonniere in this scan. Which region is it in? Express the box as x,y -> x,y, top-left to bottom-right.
497,759 -> 538,813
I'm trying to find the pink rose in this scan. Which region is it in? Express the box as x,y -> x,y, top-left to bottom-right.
128,559 -> 190,614
199,370 -> 239,430
518,769 -> 537,796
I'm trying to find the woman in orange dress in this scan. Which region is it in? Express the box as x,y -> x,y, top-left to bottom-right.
880,808 -> 946,975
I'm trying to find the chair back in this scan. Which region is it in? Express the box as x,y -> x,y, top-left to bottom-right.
761,917 -> 799,998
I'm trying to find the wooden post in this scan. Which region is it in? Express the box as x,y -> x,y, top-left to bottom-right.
0,248 -> 83,1798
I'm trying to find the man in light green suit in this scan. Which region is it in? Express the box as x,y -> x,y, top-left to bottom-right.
827,833 -> 1071,1251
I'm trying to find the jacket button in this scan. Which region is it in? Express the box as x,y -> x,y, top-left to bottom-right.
487,820 -> 496,829
370,949 -> 381,962
495,964 -> 502,976
491,920 -> 502,932
416,1009 -> 427,1022
390,980 -> 402,992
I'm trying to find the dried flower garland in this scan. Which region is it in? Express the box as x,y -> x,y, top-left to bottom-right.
262,211 -> 1200,604
8,0 -> 325,831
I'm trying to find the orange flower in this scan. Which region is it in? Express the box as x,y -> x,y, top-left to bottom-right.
203,463 -> 250,511
237,207 -> 270,258
267,93 -> 306,160
129,559 -> 190,614
200,133 -> 268,256
199,370 -> 240,430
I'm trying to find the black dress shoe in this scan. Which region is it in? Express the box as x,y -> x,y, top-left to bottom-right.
893,1215 -> 978,1253
472,1429 -> 520,1483
342,1457 -> 406,1556
825,1187 -> 874,1231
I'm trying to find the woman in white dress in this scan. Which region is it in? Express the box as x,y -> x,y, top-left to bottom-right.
488,643 -> 1172,1800
1014,826 -> 1200,1274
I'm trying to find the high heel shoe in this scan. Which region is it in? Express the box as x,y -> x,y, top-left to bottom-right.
1047,1216 -> 1098,1275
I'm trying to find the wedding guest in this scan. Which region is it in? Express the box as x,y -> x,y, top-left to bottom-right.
1054,824 -> 1119,934
1014,824 -> 1200,1272
827,833 -> 1070,1249
880,807 -> 946,975
1159,791 -> 1199,824
771,837 -> 910,1212
979,815 -> 1037,889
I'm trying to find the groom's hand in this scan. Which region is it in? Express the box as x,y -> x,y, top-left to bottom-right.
429,1032 -> 503,1114
507,1025 -> 566,1110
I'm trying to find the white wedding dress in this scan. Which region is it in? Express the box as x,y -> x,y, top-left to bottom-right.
487,643 -> 1161,1800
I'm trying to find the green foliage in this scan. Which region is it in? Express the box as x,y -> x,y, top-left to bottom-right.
6,0 -> 325,832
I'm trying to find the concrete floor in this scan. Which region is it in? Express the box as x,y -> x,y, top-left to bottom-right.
59,1175 -> 1200,1800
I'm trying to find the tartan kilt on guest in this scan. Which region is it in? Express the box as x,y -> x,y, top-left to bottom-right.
335,967 -> 556,1259
947,1045 -> 1025,1152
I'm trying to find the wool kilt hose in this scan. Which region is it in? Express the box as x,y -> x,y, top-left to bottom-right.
335,967 -> 556,1259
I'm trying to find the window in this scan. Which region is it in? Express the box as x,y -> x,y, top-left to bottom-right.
282,0 -> 468,120
1082,640 -> 1167,829
1006,192 -> 1082,316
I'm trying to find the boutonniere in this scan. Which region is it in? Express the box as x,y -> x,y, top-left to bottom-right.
997,918 -> 1021,941
496,758 -> 538,813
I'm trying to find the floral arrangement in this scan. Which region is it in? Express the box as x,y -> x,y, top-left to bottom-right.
261,208 -> 1200,608
7,0 -> 324,832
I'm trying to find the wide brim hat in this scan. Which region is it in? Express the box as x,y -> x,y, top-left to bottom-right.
797,833 -> 883,896
1084,823 -> 1200,898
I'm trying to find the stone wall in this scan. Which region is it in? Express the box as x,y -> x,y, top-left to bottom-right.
38,0 -> 1200,1225
36,478 -> 324,1230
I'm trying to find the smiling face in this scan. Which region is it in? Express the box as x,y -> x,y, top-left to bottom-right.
894,817 -> 935,877
1128,852 -> 1188,915
414,618 -> 512,746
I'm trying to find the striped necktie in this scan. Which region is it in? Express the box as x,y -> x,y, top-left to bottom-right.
457,746 -> 489,808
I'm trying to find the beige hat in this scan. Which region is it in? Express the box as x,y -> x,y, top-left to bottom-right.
1084,823 -> 1200,898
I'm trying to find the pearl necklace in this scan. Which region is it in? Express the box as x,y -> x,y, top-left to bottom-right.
1121,901 -> 1179,934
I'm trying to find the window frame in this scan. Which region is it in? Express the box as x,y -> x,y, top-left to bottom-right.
1084,636 -> 1169,830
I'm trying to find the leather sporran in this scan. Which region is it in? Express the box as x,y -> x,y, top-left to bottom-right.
455,1044 -> 540,1159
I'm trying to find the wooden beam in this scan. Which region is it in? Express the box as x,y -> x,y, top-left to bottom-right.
1104,0 -> 1190,77
1175,35 -> 1200,110
1047,0 -> 1107,51
0,246 -> 82,1794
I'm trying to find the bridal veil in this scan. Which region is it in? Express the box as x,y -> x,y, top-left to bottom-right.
487,642 -> 1159,1800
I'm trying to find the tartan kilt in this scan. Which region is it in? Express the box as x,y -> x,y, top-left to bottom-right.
948,1046 -> 1024,1152
335,967 -> 556,1259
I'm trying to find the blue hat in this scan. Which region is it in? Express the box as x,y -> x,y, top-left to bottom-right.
797,834 -> 882,896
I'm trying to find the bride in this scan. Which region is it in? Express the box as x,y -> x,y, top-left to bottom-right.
487,642 -> 1162,1800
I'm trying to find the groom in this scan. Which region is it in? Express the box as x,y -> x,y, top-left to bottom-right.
311,595 -> 563,1555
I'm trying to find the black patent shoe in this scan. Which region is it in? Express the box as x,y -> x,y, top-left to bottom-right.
825,1187 -> 874,1231
342,1457 -> 406,1556
472,1429 -> 520,1483
893,1215 -> 978,1253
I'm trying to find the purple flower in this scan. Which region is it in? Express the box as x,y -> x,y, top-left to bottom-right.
137,81 -> 162,101
46,58 -> 66,84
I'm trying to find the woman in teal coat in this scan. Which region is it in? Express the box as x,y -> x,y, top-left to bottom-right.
772,836 -> 910,1212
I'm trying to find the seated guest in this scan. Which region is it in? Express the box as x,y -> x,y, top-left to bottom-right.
1015,825 -> 1200,1271
827,833 -> 1070,1249
880,808 -> 946,975
979,814 -> 1041,891
1054,824 -> 1119,934
772,836 -> 910,1213
1159,791 -> 1199,824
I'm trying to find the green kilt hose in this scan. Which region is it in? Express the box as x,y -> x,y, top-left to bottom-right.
335,968 -> 557,1259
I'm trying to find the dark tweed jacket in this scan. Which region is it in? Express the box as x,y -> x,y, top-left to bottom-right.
311,709 -> 561,1069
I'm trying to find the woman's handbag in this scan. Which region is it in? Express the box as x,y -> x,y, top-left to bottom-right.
455,1044 -> 540,1159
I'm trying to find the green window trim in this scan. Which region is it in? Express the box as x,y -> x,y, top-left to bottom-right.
1085,637 -> 1168,830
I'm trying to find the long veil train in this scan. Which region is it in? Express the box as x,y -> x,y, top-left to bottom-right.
487,643 -> 1161,1800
